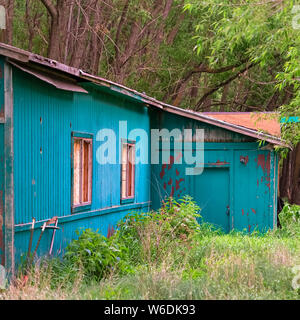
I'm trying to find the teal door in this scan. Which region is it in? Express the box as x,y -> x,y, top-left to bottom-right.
194,167 -> 230,232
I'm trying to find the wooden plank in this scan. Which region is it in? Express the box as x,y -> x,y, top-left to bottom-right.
4,60 -> 14,278
0,45 -> 29,63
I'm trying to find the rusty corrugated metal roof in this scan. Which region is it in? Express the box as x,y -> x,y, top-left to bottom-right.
0,42 -> 288,147
202,112 -> 281,137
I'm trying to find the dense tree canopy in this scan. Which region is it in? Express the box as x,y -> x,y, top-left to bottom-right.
0,1 -> 298,140
184,0 -> 300,146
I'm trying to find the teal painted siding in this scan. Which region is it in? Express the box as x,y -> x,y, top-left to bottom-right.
0,124 -> 4,266
150,110 -> 278,233
12,68 -> 151,263
0,57 -> 4,266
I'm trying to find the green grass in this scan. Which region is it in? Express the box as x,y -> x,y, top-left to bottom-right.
1,198 -> 299,300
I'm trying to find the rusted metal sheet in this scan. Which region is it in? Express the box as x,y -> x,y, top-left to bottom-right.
163,106 -> 289,147
9,60 -> 88,94
203,112 -> 281,137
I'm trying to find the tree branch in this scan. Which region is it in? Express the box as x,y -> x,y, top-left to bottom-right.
196,62 -> 257,110
40,0 -> 57,18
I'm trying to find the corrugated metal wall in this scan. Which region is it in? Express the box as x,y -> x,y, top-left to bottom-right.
0,57 -> 5,267
150,110 -> 278,233
12,68 -> 151,263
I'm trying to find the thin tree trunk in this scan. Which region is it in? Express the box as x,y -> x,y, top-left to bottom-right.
280,143 -> 300,205
0,0 -> 14,44
64,0 -> 75,64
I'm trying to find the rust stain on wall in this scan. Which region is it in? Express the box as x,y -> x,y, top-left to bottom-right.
240,155 -> 249,165
256,154 -> 271,175
168,156 -> 174,170
176,178 -> 184,190
216,160 -> 230,165
255,153 -> 271,191
170,186 -> 175,197
160,164 -> 167,179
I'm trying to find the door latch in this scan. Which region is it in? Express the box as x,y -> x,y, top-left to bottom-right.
226,205 -> 230,216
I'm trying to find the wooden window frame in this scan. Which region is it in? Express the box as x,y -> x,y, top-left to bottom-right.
121,140 -> 136,204
71,132 -> 93,213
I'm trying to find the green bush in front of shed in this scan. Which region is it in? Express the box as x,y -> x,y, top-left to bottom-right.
62,196 -> 201,280
116,196 -> 201,266
64,229 -> 129,281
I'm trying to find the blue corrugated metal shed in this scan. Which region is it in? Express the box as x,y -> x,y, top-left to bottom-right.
0,43 -> 286,279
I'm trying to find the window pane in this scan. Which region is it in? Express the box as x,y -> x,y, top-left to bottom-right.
73,139 -> 81,205
121,144 -> 127,198
128,145 -> 134,197
82,140 -> 90,203
121,143 -> 135,200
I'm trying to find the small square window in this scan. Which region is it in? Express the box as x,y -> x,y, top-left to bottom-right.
72,133 -> 93,212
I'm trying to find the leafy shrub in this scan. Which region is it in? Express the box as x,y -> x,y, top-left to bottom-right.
64,229 -> 128,281
159,195 -> 201,237
278,203 -> 300,238
117,196 -> 201,265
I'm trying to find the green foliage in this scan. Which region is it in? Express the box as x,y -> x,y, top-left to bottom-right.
4,196 -> 299,300
185,0 -> 300,145
8,0 -> 299,138
278,202 -> 300,238
64,228 -> 129,281
116,196 -> 201,265
159,196 -> 201,235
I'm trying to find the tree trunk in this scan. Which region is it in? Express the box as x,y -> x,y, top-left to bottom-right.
279,143 -> 300,205
69,0 -> 97,69
0,0 -> 14,44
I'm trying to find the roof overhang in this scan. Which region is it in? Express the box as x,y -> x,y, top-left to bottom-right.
0,42 -> 289,148
161,105 -> 289,148
9,60 -> 88,93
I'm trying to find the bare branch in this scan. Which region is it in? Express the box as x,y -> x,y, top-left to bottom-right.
196,62 -> 257,110
40,0 -> 57,18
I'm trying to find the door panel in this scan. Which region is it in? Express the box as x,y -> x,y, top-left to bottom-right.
233,150 -> 273,232
194,167 -> 230,232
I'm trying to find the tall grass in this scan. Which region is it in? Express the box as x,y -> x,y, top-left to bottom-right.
1,197 -> 299,300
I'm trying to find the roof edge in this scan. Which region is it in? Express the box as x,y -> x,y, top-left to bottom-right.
0,42 -> 289,148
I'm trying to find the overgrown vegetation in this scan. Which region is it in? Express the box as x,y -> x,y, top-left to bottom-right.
1,196 -> 299,300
